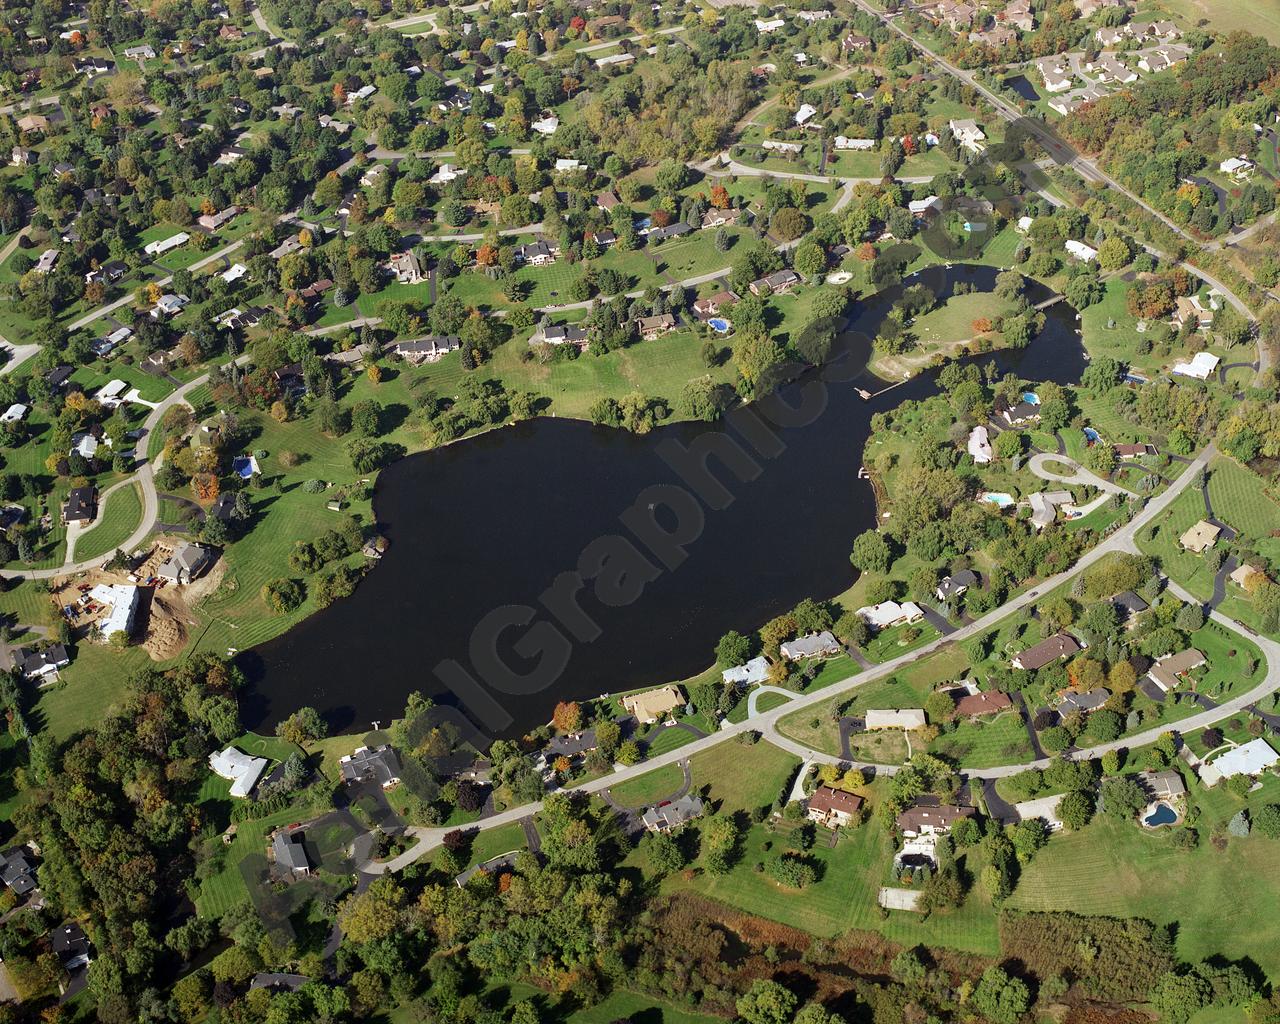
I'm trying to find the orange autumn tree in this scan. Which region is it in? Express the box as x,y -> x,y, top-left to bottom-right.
551,700 -> 582,733
192,472 -> 219,502
475,243 -> 498,268
710,184 -> 731,209
972,317 -> 993,333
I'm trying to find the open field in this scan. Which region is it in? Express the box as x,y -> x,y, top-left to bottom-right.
607,763 -> 686,808
73,483 -> 143,561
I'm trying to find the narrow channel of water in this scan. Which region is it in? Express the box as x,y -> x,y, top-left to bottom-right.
240,265 -> 1085,737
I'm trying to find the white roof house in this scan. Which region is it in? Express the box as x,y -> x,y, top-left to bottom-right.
96,379 -> 130,405
723,655 -> 770,687
0,403 -> 28,424
968,424 -> 992,463
1016,215 -> 1035,233
554,158 -> 585,172
346,83 -> 377,105
949,118 -> 986,152
1172,351 -> 1220,380
762,139 -> 803,154
1012,793 -> 1066,831
835,136 -> 876,150
909,195 -> 943,216
144,232 -> 190,256
794,103 -> 818,126
428,163 -> 467,184
151,293 -> 190,319
780,631 -> 842,660
856,600 -> 924,630
1220,156 -> 1254,179
755,17 -> 785,31
1199,738 -> 1279,786
34,249 -> 60,274
1064,239 -> 1097,262
88,583 -> 140,641
209,746 -> 268,798
220,263 -> 247,284
531,115 -> 559,135
865,708 -> 927,730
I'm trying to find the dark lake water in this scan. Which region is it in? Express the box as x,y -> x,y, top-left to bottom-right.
1005,75 -> 1041,103
240,264 -> 1086,739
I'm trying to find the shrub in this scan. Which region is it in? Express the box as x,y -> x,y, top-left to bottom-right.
303,479 -> 326,494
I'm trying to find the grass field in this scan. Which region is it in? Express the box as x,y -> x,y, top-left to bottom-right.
688,739 -> 799,813
607,763 -> 686,808
73,483 -> 143,561
1147,0 -> 1280,43
1009,771 -> 1280,976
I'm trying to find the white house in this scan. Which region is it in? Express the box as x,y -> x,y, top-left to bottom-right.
909,195 -> 943,216
794,103 -> 818,126
34,249 -> 60,274
856,600 -> 924,630
1198,738 -> 1279,786
835,136 -> 876,150
1016,215 -> 1035,233
531,114 -> 559,135
723,656 -> 771,687
209,746 -> 268,798
1220,156 -> 1254,180
219,263 -> 247,284
949,118 -> 986,153
0,403 -> 28,424
429,163 -> 467,185
346,83 -> 377,105
151,293 -> 190,319
144,232 -> 190,256
1171,351 -> 1220,380
1064,239 -> 1097,262
865,708 -> 927,730
88,583 -> 140,641
968,424 -> 993,463
779,631 -> 842,660
554,158 -> 585,172
762,139 -> 803,154
754,17 -> 785,32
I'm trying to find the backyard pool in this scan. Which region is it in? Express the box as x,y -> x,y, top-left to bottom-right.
979,491 -> 1015,508
1022,391 -> 1041,405
232,455 -> 259,480
707,317 -> 731,333
1143,802 -> 1178,827
1083,427 -> 1101,445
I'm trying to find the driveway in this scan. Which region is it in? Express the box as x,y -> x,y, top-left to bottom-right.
1028,452 -> 1134,496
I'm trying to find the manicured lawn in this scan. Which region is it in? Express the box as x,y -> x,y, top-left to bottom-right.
688,739 -> 799,813
73,483 -> 143,561
569,991 -> 722,1024
929,711 -> 1035,768
1207,458 -> 1280,542
1137,483 -> 1216,601
607,763 -> 686,808
755,690 -> 793,714
1009,772 -> 1280,977
865,621 -> 940,663
34,643 -> 157,741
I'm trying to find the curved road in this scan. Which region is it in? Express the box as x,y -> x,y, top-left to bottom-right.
363,444 -> 1224,874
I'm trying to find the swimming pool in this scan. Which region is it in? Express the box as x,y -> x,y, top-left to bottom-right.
1143,802 -> 1177,827
979,491 -> 1014,508
1083,427 -> 1101,445
1022,391 -> 1041,405
707,318 -> 731,333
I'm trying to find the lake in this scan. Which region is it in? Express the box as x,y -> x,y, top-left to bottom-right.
240,265 -> 1086,739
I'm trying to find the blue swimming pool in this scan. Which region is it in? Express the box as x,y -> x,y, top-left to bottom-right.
979,491 -> 1015,508
707,318 -> 731,333
1022,391 -> 1041,405
1083,427 -> 1101,444
1144,802 -> 1177,827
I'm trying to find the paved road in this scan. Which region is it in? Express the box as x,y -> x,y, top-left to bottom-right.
361,445 -> 1221,873
1028,452 -> 1134,496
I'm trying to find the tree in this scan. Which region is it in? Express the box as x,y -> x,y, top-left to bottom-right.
1099,775 -> 1147,820
551,701 -> 582,733
1254,804 -> 1280,838
771,207 -> 809,241
971,967 -> 1030,1024
649,830 -> 685,872
794,240 -> 825,276
262,578 -> 304,612
850,530 -> 892,574
736,979 -> 798,1024
276,705 -> 327,745
717,630 -> 754,667
1150,972 -> 1211,1024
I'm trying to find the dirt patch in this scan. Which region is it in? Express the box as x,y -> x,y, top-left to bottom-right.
51,538 -> 225,661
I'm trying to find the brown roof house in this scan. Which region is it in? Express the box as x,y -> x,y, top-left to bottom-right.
621,685 -> 685,724
1180,520 -> 1221,554
954,690 -> 1013,717
1147,648 -> 1206,693
1011,632 -> 1081,671
896,798 -> 976,837
807,785 -> 864,828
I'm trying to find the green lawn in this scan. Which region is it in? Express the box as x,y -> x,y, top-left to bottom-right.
607,763 -> 686,808
687,739 -> 799,813
73,483 -> 143,561
928,711 -> 1035,769
34,643 -> 156,741
1009,772 -> 1280,977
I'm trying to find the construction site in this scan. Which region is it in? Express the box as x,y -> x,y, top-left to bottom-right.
47,536 -> 224,661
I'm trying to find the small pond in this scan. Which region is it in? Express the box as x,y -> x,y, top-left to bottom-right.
1006,75 -> 1041,102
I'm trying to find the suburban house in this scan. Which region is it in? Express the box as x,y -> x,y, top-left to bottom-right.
531,114 -> 559,135
1064,239 -> 1098,262
339,745 -> 402,788
586,228 -> 617,247
1172,351 -> 1220,379
1141,769 -> 1186,802
387,250 -> 424,284
271,826 -> 311,879
393,336 -> 462,364
1180,520 -> 1221,553
723,655 -> 770,687
896,798 -> 976,837
936,569 -> 979,602
198,205 -> 239,231
795,102 -> 818,126
954,690 -> 1013,717
1028,490 -> 1073,529
16,643 -> 70,680
1220,156 -> 1255,181
62,485 -> 97,524
866,708 -> 927,730
967,424 -> 993,463
250,974 -> 312,994
835,135 -> 876,150
597,190 -> 621,211
536,323 -> 590,347
1115,443 -> 1156,459
151,293 -> 190,319
701,207 -> 745,229
514,241 -> 559,266
807,786 -> 864,828
1230,564 -> 1268,589
89,584 -> 140,641
1011,794 -> 1067,831
948,118 -> 987,152
635,313 -> 677,340
749,269 -> 801,296
0,846 -> 39,896
216,145 -> 251,166
269,236 -> 303,260
856,600 -> 924,631
779,631 -> 842,660
1011,632 -> 1082,670
51,922 -> 93,972
85,259 -> 128,285
622,685 -> 685,724
641,794 -> 705,832
144,232 -> 190,256
1198,738 -> 1279,786
209,746 -> 268,798
908,195 -> 944,217
761,139 -> 802,155
34,249 -> 60,274
1056,686 -> 1111,717
123,43 -> 156,59
157,542 -> 216,584
1111,590 -> 1149,623
693,290 -> 739,319
645,222 -> 693,243
994,394 -> 1041,426
1147,648 -> 1206,692
545,729 -> 598,760
842,32 -> 872,52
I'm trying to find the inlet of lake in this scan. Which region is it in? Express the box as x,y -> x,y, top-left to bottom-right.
240,264 -> 1087,739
